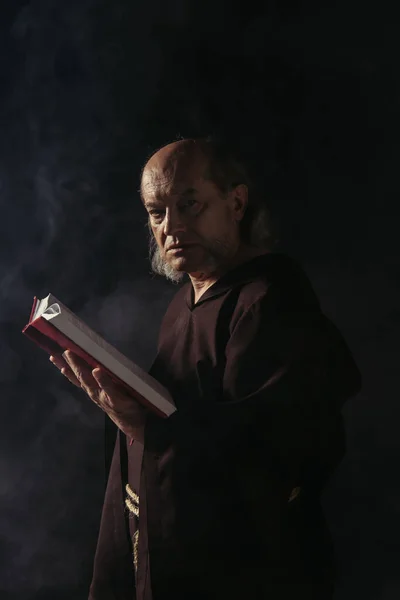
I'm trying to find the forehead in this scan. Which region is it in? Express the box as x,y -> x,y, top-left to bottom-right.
141,150 -> 208,202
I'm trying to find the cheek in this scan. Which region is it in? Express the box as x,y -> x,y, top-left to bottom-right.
152,224 -> 163,242
196,208 -> 233,236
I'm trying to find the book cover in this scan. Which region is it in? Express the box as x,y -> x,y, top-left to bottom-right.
23,295 -> 175,419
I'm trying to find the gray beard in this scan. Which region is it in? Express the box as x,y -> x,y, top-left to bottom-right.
150,244 -> 186,284
149,236 -> 231,285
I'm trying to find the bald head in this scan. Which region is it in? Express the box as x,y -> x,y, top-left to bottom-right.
141,139 -> 209,201
144,139 -> 206,170
140,137 -> 272,284
140,138 -> 253,282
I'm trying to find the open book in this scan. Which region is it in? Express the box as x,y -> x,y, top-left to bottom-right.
22,294 -> 176,418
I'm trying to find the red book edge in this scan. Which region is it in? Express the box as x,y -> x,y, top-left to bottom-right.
22,309 -> 167,420
29,296 -> 39,323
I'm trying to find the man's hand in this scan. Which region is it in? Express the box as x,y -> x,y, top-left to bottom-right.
50,350 -> 146,443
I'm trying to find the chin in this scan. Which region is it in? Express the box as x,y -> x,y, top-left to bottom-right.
168,256 -> 197,272
166,247 -> 202,269
150,248 -> 187,283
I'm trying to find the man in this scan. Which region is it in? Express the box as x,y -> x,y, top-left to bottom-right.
51,138 -> 361,599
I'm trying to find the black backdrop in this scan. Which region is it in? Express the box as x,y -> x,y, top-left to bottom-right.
0,1 -> 398,598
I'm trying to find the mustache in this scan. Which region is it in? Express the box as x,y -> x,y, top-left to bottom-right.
166,242 -> 197,251
148,228 -> 231,284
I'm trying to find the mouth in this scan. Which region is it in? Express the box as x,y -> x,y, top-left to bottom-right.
167,243 -> 197,253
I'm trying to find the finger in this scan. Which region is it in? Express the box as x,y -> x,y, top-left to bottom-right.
91,369 -> 130,409
92,368 -> 114,390
60,366 -> 82,388
50,354 -> 69,370
63,351 -> 104,405
93,369 -> 144,418
63,351 -> 97,387
92,369 -> 118,407
50,355 -> 81,388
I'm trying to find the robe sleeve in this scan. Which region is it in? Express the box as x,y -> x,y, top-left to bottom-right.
218,283 -> 361,489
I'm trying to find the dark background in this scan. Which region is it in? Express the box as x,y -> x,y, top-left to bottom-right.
0,1 -> 398,598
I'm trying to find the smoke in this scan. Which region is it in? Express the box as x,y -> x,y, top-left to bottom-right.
0,0 -> 399,598
0,2 -> 175,598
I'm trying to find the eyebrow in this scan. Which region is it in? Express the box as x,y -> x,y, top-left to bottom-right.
180,187 -> 197,196
144,188 -> 197,210
144,201 -> 164,210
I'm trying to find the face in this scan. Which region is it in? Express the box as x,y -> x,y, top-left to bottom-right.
141,149 -> 248,281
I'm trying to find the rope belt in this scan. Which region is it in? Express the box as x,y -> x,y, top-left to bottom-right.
125,483 -> 301,574
125,484 -> 140,573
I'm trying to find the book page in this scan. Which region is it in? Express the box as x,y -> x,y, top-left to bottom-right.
40,299 -> 175,412
42,302 -> 135,367
32,296 -> 48,320
33,294 -> 59,320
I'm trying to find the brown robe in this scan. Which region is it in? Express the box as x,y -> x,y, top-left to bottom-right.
89,253 -> 361,600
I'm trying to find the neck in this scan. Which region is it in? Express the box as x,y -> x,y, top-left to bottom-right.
189,244 -> 269,303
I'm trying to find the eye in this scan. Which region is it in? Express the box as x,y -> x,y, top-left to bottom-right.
180,197 -> 199,211
149,209 -> 165,221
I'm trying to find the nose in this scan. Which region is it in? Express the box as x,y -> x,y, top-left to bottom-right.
163,206 -> 186,236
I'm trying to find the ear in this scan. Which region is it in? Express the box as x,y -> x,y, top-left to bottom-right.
231,184 -> 248,222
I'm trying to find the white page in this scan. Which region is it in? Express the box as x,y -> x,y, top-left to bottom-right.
33,293 -> 59,320
40,300 -> 176,416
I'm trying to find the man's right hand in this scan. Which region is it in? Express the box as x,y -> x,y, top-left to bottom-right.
50,351 -> 147,443
50,353 -> 81,388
